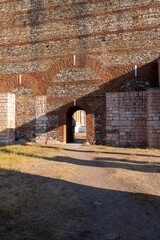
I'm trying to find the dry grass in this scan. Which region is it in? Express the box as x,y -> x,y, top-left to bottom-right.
0,144 -> 85,240
0,145 -> 50,217
83,141 -> 90,146
0,144 -> 64,170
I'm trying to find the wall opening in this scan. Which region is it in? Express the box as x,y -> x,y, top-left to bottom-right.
73,110 -> 86,143
66,107 -> 86,143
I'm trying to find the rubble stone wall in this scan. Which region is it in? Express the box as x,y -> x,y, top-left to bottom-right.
9,87 -> 36,141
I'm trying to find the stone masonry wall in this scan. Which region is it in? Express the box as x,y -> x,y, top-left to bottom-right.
146,88 -> 160,148
106,88 -> 160,148
10,87 -> 36,141
0,0 -> 159,83
35,95 -> 47,143
0,93 -> 15,143
106,91 -> 146,147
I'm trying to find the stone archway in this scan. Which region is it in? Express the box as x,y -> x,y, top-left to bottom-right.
58,101 -> 95,144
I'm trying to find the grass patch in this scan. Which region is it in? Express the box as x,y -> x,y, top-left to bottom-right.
56,147 -> 63,152
0,144 -> 59,171
83,141 -> 90,146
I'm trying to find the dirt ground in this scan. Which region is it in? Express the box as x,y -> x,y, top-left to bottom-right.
0,142 -> 160,240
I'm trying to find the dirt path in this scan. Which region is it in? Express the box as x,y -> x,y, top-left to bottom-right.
0,143 -> 160,240
61,143 -> 160,240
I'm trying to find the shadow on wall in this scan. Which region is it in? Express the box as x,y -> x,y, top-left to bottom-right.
0,60 -> 159,145
0,167 -> 160,240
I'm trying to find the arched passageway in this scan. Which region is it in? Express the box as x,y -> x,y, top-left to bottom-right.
66,106 -> 86,143
58,102 -> 95,144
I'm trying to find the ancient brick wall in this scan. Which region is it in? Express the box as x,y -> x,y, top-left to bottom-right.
35,95 -> 47,143
0,0 -> 159,80
9,87 -> 36,141
106,91 -> 146,147
0,0 -> 159,144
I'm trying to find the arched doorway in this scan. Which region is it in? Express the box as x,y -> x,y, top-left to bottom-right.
58,102 -> 95,144
66,106 -> 86,143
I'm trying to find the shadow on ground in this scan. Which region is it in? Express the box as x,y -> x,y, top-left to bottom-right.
40,145 -> 160,158
0,146 -> 160,173
0,167 -> 160,240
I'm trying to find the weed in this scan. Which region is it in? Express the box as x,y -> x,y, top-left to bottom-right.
57,147 -> 63,152
96,151 -> 101,154
83,141 -> 90,146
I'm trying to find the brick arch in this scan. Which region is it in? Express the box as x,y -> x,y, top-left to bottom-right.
45,55 -> 112,86
22,73 -> 47,96
0,55 -> 112,96
58,100 -> 95,143
0,73 -> 46,96
0,74 -> 18,93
